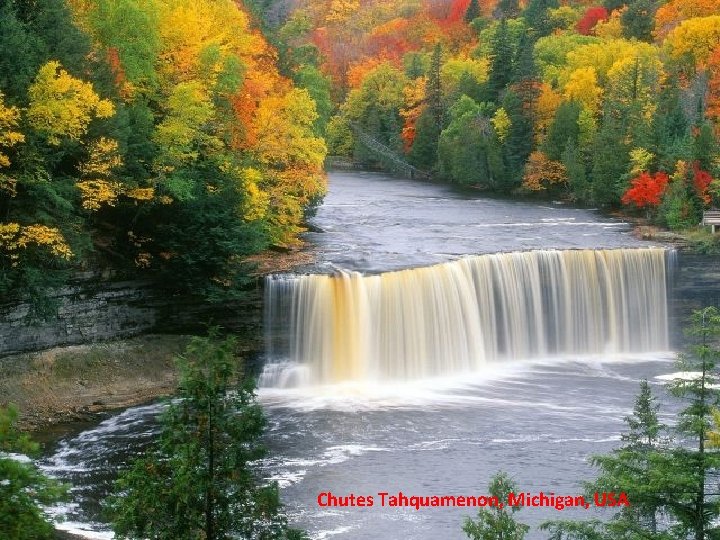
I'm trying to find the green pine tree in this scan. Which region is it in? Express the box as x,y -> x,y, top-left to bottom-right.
463,472 -> 529,540
561,140 -> 589,203
0,405 -> 68,540
665,307 -> 720,540
426,43 -> 444,128
541,308 -> 720,540
485,19 -> 513,103
496,0 -> 521,19
544,101 -> 581,161
410,109 -> 440,169
591,108 -> 630,206
108,331 -> 305,540
522,0 -> 560,37
502,90 -> 533,190
465,0 -> 481,23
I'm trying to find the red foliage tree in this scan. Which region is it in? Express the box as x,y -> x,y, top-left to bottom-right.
446,0 -> 472,24
693,161 -> 713,206
576,6 -> 609,35
621,171 -> 670,208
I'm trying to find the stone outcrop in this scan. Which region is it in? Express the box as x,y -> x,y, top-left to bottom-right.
0,273 -> 262,358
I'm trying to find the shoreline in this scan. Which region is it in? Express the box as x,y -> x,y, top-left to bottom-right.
0,335 -> 190,433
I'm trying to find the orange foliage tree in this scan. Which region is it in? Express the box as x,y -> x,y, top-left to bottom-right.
522,152 -> 568,192
654,0 -> 720,40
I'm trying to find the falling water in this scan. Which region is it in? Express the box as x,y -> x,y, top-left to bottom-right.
261,248 -> 671,387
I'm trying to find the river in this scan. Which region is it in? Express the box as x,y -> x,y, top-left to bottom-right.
40,171 -> 680,540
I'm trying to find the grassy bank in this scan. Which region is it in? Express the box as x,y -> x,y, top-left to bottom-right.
0,335 -> 191,431
633,224 -> 720,253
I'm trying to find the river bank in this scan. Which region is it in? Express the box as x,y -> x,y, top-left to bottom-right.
0,335 -> 189,432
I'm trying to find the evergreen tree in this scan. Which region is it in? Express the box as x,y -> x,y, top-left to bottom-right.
485,19 -> 513,103
621,0 -> 657,42
0,405 -> 68,540
511,33 -> 538,86
694,123 -> 717,171
561,140 -> 589,203
410,109 -> 440,170
108,332 -> 305,540
522,0 -> 560,37
665,307 -> 720,540
591,108 -> 630,206
541,308 -> 720,540
465,0 -> 481,24
496,0 -> 521,19
405,53 -> 425,80
463,472 -> 529,540
411,43 -> 443,170
502,90 -> 533,190
544,101 -> 581,161
651,75 -> 690,170
426,43 -> 444,129
589,380 -> 671,537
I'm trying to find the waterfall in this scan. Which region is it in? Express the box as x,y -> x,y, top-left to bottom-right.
261,248 -> 671,387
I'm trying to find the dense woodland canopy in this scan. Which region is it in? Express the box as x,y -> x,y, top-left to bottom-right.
0,0 -> 326,307
1,0 -> 719,306
250,0 -> 720,216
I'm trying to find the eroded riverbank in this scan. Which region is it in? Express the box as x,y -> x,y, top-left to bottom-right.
0,335 -> 189,432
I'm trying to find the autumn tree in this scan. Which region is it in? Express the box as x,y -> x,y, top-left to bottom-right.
576,7 -> 609,36
621,171 -> 670,209
522,151 -> 568,193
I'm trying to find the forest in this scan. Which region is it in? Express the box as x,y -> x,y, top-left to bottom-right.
0,0 -> 327,309
1,0 -> 719,307
251,0 -> 720,225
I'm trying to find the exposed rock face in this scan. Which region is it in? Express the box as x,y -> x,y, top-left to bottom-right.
0,273 -> 263,358
669,250 -> 720,347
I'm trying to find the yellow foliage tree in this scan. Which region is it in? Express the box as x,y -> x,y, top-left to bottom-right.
594,9 -> 624,39
664,15 -> 720,69
492,108 -> 511,143
0,223 -> 73,264
563,39 -> 657,87
156,0 -> 262,84
326,0 -> 360,24
654,0 -> 720,40
0,93 -> 24,168
252,88 -> 327,246
606,53 -> 664,114
153,81 -> 222,172
563,67 -> 603,114
535,83 -> 562,144
27,61 -> 114,145
440,56 -> 490,92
